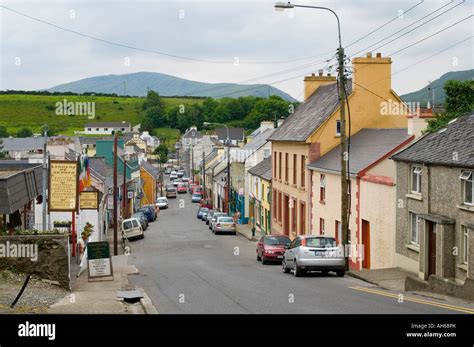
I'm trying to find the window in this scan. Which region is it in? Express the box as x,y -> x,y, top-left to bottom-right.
319,218 -> 325,235
320,174 -> 326,202
87,128 -> 91,131
272,189 -> 277,220
336,120 -> 341,136
301,155 -> 306,188
285,153 -> 289,182
411,165 -> 422,194
273,152 -> 277,179
460,171 -> 473,205
278,191 -> 282,223
263,148 -> 270,159
299,201 -> 306,234
278,152 -> 282,180
96,128 -> 100,131
121,128 -> 125,131
293,154 -> 297,184
410,212 -> 420,246
462,226 -> 469,264
291,198 -> 297,234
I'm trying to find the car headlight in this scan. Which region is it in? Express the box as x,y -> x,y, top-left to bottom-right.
265,250 -> 275,254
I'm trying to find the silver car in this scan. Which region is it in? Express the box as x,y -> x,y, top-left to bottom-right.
282,235 -> 345,277
209,212 -> 226,230
212,216 -> 236,235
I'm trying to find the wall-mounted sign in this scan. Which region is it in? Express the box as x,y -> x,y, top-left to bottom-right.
127,191 -> 134,199
80,191 -> 99,210
87,241 -> 113,279
49,160 -> 78,212
107,195 -> 113,209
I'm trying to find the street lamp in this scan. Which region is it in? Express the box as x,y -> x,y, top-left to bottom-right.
274,2 -> 349,271
204,122 -> 231,215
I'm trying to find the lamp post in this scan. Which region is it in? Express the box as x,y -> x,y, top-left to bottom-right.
275,2 -> 349,271
204,122 -> 231,214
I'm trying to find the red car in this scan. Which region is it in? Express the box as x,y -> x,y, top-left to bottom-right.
256,235 -> 291,264
177,183 -> 187,194
192,185 -> 203,195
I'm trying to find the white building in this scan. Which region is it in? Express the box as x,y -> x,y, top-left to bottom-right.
84,121 -> 131,135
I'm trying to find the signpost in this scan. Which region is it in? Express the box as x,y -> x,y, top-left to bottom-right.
87,241 -> 113,280
80,191 -> 99,210
48,160 -> 79,212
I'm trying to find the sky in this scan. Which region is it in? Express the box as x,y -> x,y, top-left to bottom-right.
0,0 -> 472,100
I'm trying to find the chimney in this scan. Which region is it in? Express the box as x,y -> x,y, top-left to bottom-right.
277,118 -> 285,128
352,52 -> 392,94
259,121 -> 274,132
303,70 -> 337,101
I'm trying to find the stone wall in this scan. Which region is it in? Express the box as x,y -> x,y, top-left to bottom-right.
0,235 -> 70,289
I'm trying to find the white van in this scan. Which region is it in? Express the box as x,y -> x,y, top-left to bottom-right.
122,217 -> 144,240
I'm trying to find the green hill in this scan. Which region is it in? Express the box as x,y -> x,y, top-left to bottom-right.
46,72 -> 297,102
401,69 -> 474,107
0,94 -> 199,135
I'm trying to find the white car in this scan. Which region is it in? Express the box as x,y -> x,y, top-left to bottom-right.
121,217 -> 144,240
170,171 -> 178,180
156,197 -> 169,209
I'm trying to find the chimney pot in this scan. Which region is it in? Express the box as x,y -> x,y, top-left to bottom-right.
318,69 -> 323,76
367,52 -> 372,58
327,73 -> 331,77
376,52 -> 382,58
311,73 -> 315,77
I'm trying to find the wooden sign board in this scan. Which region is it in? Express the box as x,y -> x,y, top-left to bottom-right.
87,241 -> 113,279
80,191 -> 99,210
48,160 -> 79,212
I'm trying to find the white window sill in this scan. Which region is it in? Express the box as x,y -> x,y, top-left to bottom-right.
457,263 -> 468,272
406,193 -> 422,201
457,204 -> 474,212
405,243 -> 420,253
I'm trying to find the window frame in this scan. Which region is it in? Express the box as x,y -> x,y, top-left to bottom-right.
460,170 -> 473,205
320,174 -> 326,202
462,225 -> 469,265
410,165 -> 422,194
409,212 -> 420,246
336,120 -> 341,136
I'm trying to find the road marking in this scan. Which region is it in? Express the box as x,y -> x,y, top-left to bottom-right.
349,286 -> 474,314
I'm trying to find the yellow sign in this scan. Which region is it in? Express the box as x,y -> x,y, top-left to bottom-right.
80,191 -> 99,210
49,160 -> 78,211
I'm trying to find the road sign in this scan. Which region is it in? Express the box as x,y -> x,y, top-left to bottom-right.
87,241 -> 113,279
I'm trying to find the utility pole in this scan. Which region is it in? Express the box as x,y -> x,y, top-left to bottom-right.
191,142 -> 194,182
226,129 -> 231,215
202,150 -> 206,199
41,125 -> 48,231
113,135 -> 118,256
122,156 -> 127,219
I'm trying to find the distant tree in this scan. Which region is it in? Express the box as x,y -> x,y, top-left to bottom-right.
0,126 -> 9,138
145,105 -> 168,128
426,80 -> 474,132
201,97 -> 219,122
154,144 -> 169,164
141,117 -> 156,134
244,96 -> 291,129
16,127 -> 33,138
142,90 -> 165,111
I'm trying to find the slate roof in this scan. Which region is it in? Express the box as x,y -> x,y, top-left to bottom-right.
182,128 -> 203,139
248,156 -> 272,181
242,128 -> 274,154
308,128 -> 412,175
141,160 -> 159,178
391,112 -> 474,168
1,137 -> 45,151
269,82 -> 352,142
215,128 -> 244,141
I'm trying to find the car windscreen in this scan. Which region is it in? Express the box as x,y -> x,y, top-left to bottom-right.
123,220 -> 137,230
265,236 -> 291,246
199,208 -> 209,212
157,198 -> 167,202
306,237 -> 336,248
217,217 -> 233,223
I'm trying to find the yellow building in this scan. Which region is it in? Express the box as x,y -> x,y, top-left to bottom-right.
248,156 -> 272,235
140,161 -> 159,206
268,53 -> 408,238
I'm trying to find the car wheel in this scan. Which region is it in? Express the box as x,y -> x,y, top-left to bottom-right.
261,256 -> 267,265
293,261 -> 302,277
282,260 -> 290,273
336,270 -> 345,277
257,252 -> 261,261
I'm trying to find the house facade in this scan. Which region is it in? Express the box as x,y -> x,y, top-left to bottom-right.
248,156 -> 272,235
269,53 -> 409,238
84,121 -> 131,135
392,113 -> 474,286
140,161 -> 159,206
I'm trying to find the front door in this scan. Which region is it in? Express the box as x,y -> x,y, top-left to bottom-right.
428,222 -> 436,276
283,195 -> 290,235
362,220 -> 370,269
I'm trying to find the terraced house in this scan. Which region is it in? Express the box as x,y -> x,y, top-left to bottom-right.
268,53 -> 409,237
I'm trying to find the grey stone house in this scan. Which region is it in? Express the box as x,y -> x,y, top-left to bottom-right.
391,113 -> 474,296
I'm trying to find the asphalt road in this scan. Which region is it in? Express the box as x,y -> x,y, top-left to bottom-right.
127,189 -> 471,314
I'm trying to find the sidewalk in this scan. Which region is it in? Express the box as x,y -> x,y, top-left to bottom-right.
48,255 -> 157,314
348,267 -> 414,292
236,223 -> 260,242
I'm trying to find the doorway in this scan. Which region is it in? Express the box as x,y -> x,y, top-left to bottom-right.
428,221 -> 437,276
283,195 -> 290,235
362,220 -> 370,269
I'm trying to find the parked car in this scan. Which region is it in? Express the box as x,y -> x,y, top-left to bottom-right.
182,176 -> 190,182
257,235 -> 291,264
156,197 -> 169,209
166,187 -> 177,198
188,184 -> 196,194
197,207 -> 209,219
191,193 -> 203,203
209,212 -> 226,230
177,170 -> 184,178
205,210 -> 218,225
132,212 -> 148,231
121,217 -> 144,240
282,235 -> 345,277
212,216 -> 236,235
191,185 -> 203,195
170,171 -> 178,180
177,183 -> 187,194
138,205 -> 156,222
199,198 -> 213,209
164,168 -> 172,175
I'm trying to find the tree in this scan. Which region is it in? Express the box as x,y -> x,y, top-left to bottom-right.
0,126 -> 9,138
426,80 -> 474,132
142,90 -> 165,111
244,96 -> 291,129
154,144 -> 169,164
16,128 -> 33,138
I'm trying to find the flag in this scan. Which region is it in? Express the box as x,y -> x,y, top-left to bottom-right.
79,154 -> 91,192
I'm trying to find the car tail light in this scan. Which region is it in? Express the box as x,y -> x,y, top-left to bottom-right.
216,223 -> 221,228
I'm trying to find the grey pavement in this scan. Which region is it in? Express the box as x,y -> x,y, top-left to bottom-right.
127,188 -> 474,314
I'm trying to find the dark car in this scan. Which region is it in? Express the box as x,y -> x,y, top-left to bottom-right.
197,207 -> 209,219
257,235 -> 291,264
138,205 -> 156,222
132,212 -> 148,231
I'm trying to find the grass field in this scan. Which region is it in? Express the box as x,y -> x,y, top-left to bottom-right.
0,94 -> 199,136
